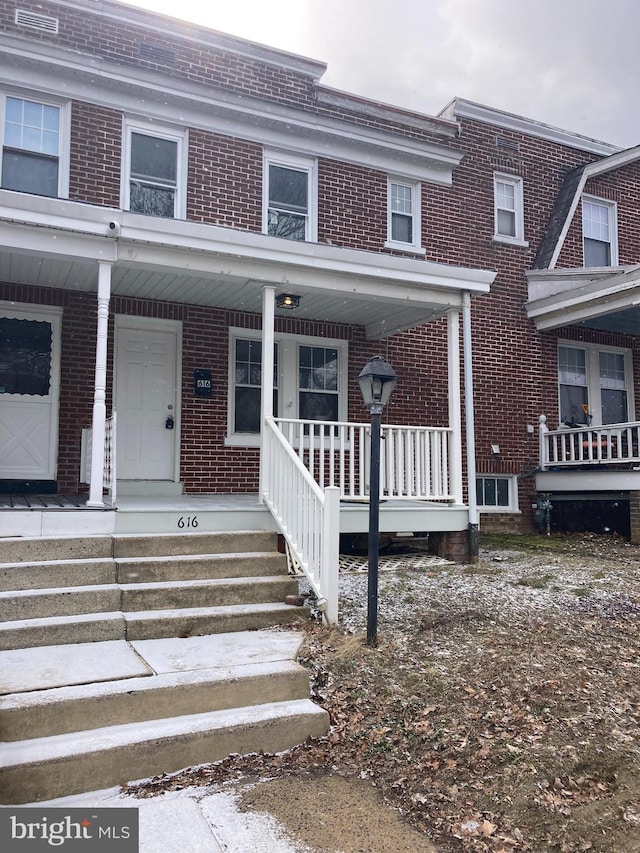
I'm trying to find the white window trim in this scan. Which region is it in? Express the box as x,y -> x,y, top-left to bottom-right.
121,118 -> 188,219
262,149 -> 317,242
225,328 -> 348,446
492,172 -> 527,246
581,194 -> 618,267
557,340 -> 634,427
0,90 -> 70,198
476,474 -> 519,513
385,176 -> 425,254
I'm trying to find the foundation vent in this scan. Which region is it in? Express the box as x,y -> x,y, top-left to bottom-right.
15,9 -> 59,34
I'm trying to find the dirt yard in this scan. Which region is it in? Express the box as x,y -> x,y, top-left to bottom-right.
130,533 -> 640,853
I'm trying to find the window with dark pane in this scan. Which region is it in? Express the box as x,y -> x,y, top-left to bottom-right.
234,339 -> 278,433
268,164 -> 308,240
129,132 -> 177,217
0,317 -> 52,395
2,96 -> 60,197
390,182 -> 413,243
299,345 -> 338,423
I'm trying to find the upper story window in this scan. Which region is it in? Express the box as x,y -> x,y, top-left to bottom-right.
264,151 -> 316,241
1,95 -> 67,198
493,173 -> 525,244
386,178 -> 423,252
123,120 -> 186,218
582,196 -> 618,267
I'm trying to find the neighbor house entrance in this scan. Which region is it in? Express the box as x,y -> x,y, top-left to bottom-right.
0,303 -> 62,486
114,317 -> 181,482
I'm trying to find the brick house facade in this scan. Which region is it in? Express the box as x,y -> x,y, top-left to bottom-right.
1,0 -> 639,544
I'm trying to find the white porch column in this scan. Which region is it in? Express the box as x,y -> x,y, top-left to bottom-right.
447,308 -> 463,504
259,286 -> 276,502
462,292 -> 479,531
87,262 -> 112,508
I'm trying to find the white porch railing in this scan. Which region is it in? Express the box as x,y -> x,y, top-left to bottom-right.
262,416 -> 340,623
80,412 -> 117,505
539,414 -> 640,469
275,418 -> 454,501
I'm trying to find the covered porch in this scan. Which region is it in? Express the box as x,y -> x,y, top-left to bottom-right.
1,191 -> 497,619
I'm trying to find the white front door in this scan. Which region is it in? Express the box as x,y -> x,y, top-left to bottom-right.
115,319 -> 180,481
0,304 -> 62,481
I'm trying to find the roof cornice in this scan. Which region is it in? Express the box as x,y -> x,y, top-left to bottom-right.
440,98 -> 620,157
0,35 -> 463,185
47,0 -> 328,80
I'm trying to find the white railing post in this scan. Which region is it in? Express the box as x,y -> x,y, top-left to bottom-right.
539,414 -> 549,470
322,486 -> 340,624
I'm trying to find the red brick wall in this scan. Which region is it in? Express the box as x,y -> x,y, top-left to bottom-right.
69,102 -> 121,206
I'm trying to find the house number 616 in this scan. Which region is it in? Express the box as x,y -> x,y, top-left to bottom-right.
177,516 -> 198,529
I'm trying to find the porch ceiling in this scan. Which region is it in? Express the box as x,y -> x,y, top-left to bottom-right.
0,193 -> 496,340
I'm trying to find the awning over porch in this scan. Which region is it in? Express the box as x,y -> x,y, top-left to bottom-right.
525,265 -> 640,332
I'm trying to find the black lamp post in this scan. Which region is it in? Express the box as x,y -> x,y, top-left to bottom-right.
357,356 -> 397,646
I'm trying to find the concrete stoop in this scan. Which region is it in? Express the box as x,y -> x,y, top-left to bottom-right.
0,532 -> 328,804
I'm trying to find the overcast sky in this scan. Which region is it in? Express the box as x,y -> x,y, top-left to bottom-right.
126,0 -> 638,150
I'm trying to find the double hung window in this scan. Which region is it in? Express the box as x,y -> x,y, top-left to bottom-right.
493,173 -> 525,243
2,95 -> 64,197
386,178 -> 422,252
123,121 -> 186,218
582,197 -> 617,267
264,152 -> 316,241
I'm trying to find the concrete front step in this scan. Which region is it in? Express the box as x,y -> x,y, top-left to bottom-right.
0,558 -> 115,592
1,659 -> 311,740
112,530 -> 279,558
0,535 -> 113,564
116,551 -> 287,583
1,602 -> 308,650
1,576 -> 297,621
0,698 -> 329,804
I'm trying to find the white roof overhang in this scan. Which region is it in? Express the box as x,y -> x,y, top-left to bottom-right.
0,192 -> 495,340
526,266 -> 640,332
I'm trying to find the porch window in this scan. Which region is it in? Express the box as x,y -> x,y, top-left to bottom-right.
227,330 -> 347,446
123,121 -> 186,218
493,173 -> 525,243
2,95 -> 64,197
264,152 -> 316,241
558,343 -> 631,427
582,197 -> 617,267
386,177 -> 423,252
233,339 -> 278,434
476,475 -> 517,511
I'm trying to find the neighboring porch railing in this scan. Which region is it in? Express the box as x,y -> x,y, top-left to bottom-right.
80,412 -> 117,505
275,418 -> 454,501
539,414 -> 640,469
262,416 -> 340,624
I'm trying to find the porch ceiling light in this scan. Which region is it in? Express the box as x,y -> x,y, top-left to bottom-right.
357,355 -> 398,414
276,292 -> 301,309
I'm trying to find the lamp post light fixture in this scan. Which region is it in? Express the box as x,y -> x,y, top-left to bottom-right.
357,356 -> 397,646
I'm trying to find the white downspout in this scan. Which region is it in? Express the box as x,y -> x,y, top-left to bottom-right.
87,262 -> 112,508
259,286 -> 275,503
462,292 -> 479,551
447,308 -> 463,504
